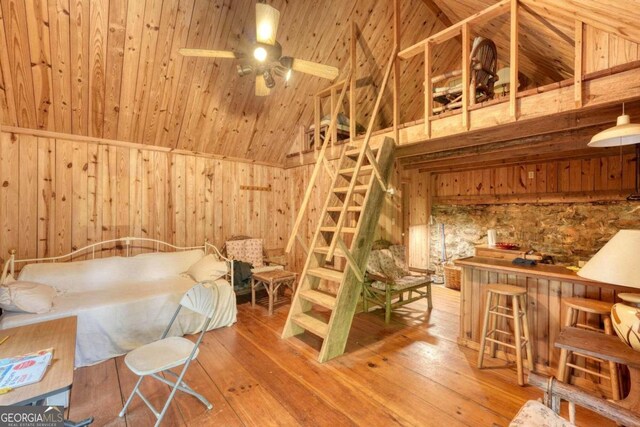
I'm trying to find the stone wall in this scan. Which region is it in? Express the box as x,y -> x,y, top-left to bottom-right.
429,202 -> 640,267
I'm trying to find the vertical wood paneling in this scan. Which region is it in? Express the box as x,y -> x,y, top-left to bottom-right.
432,154 -> 636,199
18,135 -> 38,259
88,0 -> 108,137
1,0 -> 37,127
47,0 -> 72,133
1,131 -> 294,265
69,0 -> 90,134
0,132 -> 19,260
24,0 -> 53,130
102,0 -> 127,139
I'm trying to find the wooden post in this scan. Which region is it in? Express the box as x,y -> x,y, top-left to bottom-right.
350,22 -> 357,142
424,42 -> 432,138
509,0 -> 519,119
314,95 -> 321,149
574,20 -> 584,108
393,0 -> 401,143
461,23 -> 470,130
330,88 -> 338,144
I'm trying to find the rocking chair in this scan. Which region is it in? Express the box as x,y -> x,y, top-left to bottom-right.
432,37 -> 498,114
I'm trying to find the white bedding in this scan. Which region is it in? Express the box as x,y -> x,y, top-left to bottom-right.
0,251 -> 237,367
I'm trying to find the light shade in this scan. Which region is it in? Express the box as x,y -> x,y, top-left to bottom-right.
588,114 -> 640,147
495,67 -> 511,90
578,230 -> 640,288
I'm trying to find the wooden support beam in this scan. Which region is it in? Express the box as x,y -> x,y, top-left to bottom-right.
350,22 -> 357,142
424,42 -> 432,138
399,0 -> 510,59
574,20 -> 583,108
519,3 -> 574,47
461,23 -> 470,130
393,0 -> 401,143
314,95 -> 321,149
330,88 -> 338,144
509,0 -> 519,119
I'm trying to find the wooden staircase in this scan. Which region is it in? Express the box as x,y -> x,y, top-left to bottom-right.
282,46 -> 398,362
282,137 -> 395,362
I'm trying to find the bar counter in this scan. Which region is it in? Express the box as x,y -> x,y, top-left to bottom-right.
454,256 -> 636,375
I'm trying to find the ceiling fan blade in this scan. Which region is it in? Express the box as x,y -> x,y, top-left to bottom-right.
256,3 -> 280,45
178,48 -> 237,59
291,58 -> 339,80
255,74 -> 271,96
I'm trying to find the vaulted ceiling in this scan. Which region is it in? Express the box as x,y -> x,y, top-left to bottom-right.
0,0 -> 638,164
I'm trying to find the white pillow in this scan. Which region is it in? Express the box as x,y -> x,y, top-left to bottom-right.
0,281 -> 57,314
185,254 -> 228,282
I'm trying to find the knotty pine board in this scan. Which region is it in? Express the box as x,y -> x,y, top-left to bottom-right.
0,130 -> 290,265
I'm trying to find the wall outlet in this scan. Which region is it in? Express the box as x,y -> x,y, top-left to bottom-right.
528,171 -> 535,179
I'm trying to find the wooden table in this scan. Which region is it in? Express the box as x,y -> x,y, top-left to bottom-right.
555,327 -> 640,412
0,316 -> 77,406
251,270 -> 297,315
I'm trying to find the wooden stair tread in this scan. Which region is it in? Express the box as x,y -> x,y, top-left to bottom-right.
345,147 -> 378,157
319,226 -> 357,233
334,185 -> 368,193
338,165 -> 373,175
314,246 -> 346,257
299,290 -> 337,309
307,267 -> 344,282
291,313 -> 329,338
327,206 -> 362,212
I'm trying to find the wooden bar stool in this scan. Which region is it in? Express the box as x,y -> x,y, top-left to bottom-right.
557,297 -> 620,400
478,284 -> 534,386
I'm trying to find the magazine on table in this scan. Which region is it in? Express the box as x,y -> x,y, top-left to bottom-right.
0,348 -> 54,389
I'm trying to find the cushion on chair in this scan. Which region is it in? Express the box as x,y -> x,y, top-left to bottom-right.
124,336 -> 199,376
225,240 -> 246,261
378,249 -> 406,280
389,245 -> 409,273
509,400 -> 572,427
366,250 -> 384,276
244,239 -> 264,268
370,274 -> 430,291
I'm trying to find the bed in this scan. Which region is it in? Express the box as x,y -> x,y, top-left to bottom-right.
0,238 -> 237,367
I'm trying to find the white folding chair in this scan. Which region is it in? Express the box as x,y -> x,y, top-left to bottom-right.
119,282 -> 219,426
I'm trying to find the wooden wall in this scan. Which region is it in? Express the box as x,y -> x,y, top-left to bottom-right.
0,129 -> 289,263
432,154 -> 636,204
583,26 -> 640,74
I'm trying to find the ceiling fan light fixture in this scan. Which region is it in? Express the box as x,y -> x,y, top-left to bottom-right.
263,70 -> 276,89
253,46 -> 268,62
257,22 -> 273,44
236,64 -> 254,77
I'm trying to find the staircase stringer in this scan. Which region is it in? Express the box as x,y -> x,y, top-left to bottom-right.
318,136 -> 396,362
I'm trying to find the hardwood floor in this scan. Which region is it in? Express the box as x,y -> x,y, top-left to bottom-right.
68,286 -> 613,426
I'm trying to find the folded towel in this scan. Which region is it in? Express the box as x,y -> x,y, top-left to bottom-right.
513,257 -> 537,266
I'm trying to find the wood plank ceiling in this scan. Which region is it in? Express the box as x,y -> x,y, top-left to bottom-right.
0,0 -> 637,164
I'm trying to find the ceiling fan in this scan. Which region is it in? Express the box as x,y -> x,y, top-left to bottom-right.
178,1 -> 340,96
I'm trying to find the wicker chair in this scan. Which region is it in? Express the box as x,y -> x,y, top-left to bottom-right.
363,240 -> 433,324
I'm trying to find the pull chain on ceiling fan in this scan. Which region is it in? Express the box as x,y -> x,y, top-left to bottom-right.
178,1 -> 339,96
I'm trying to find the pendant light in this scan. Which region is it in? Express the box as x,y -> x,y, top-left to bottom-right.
589,104 -> 640,201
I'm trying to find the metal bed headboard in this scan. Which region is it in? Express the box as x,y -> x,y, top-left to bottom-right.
0,237 -> 234,287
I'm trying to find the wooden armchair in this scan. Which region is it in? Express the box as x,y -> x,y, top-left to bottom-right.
363,240 -> 434,324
